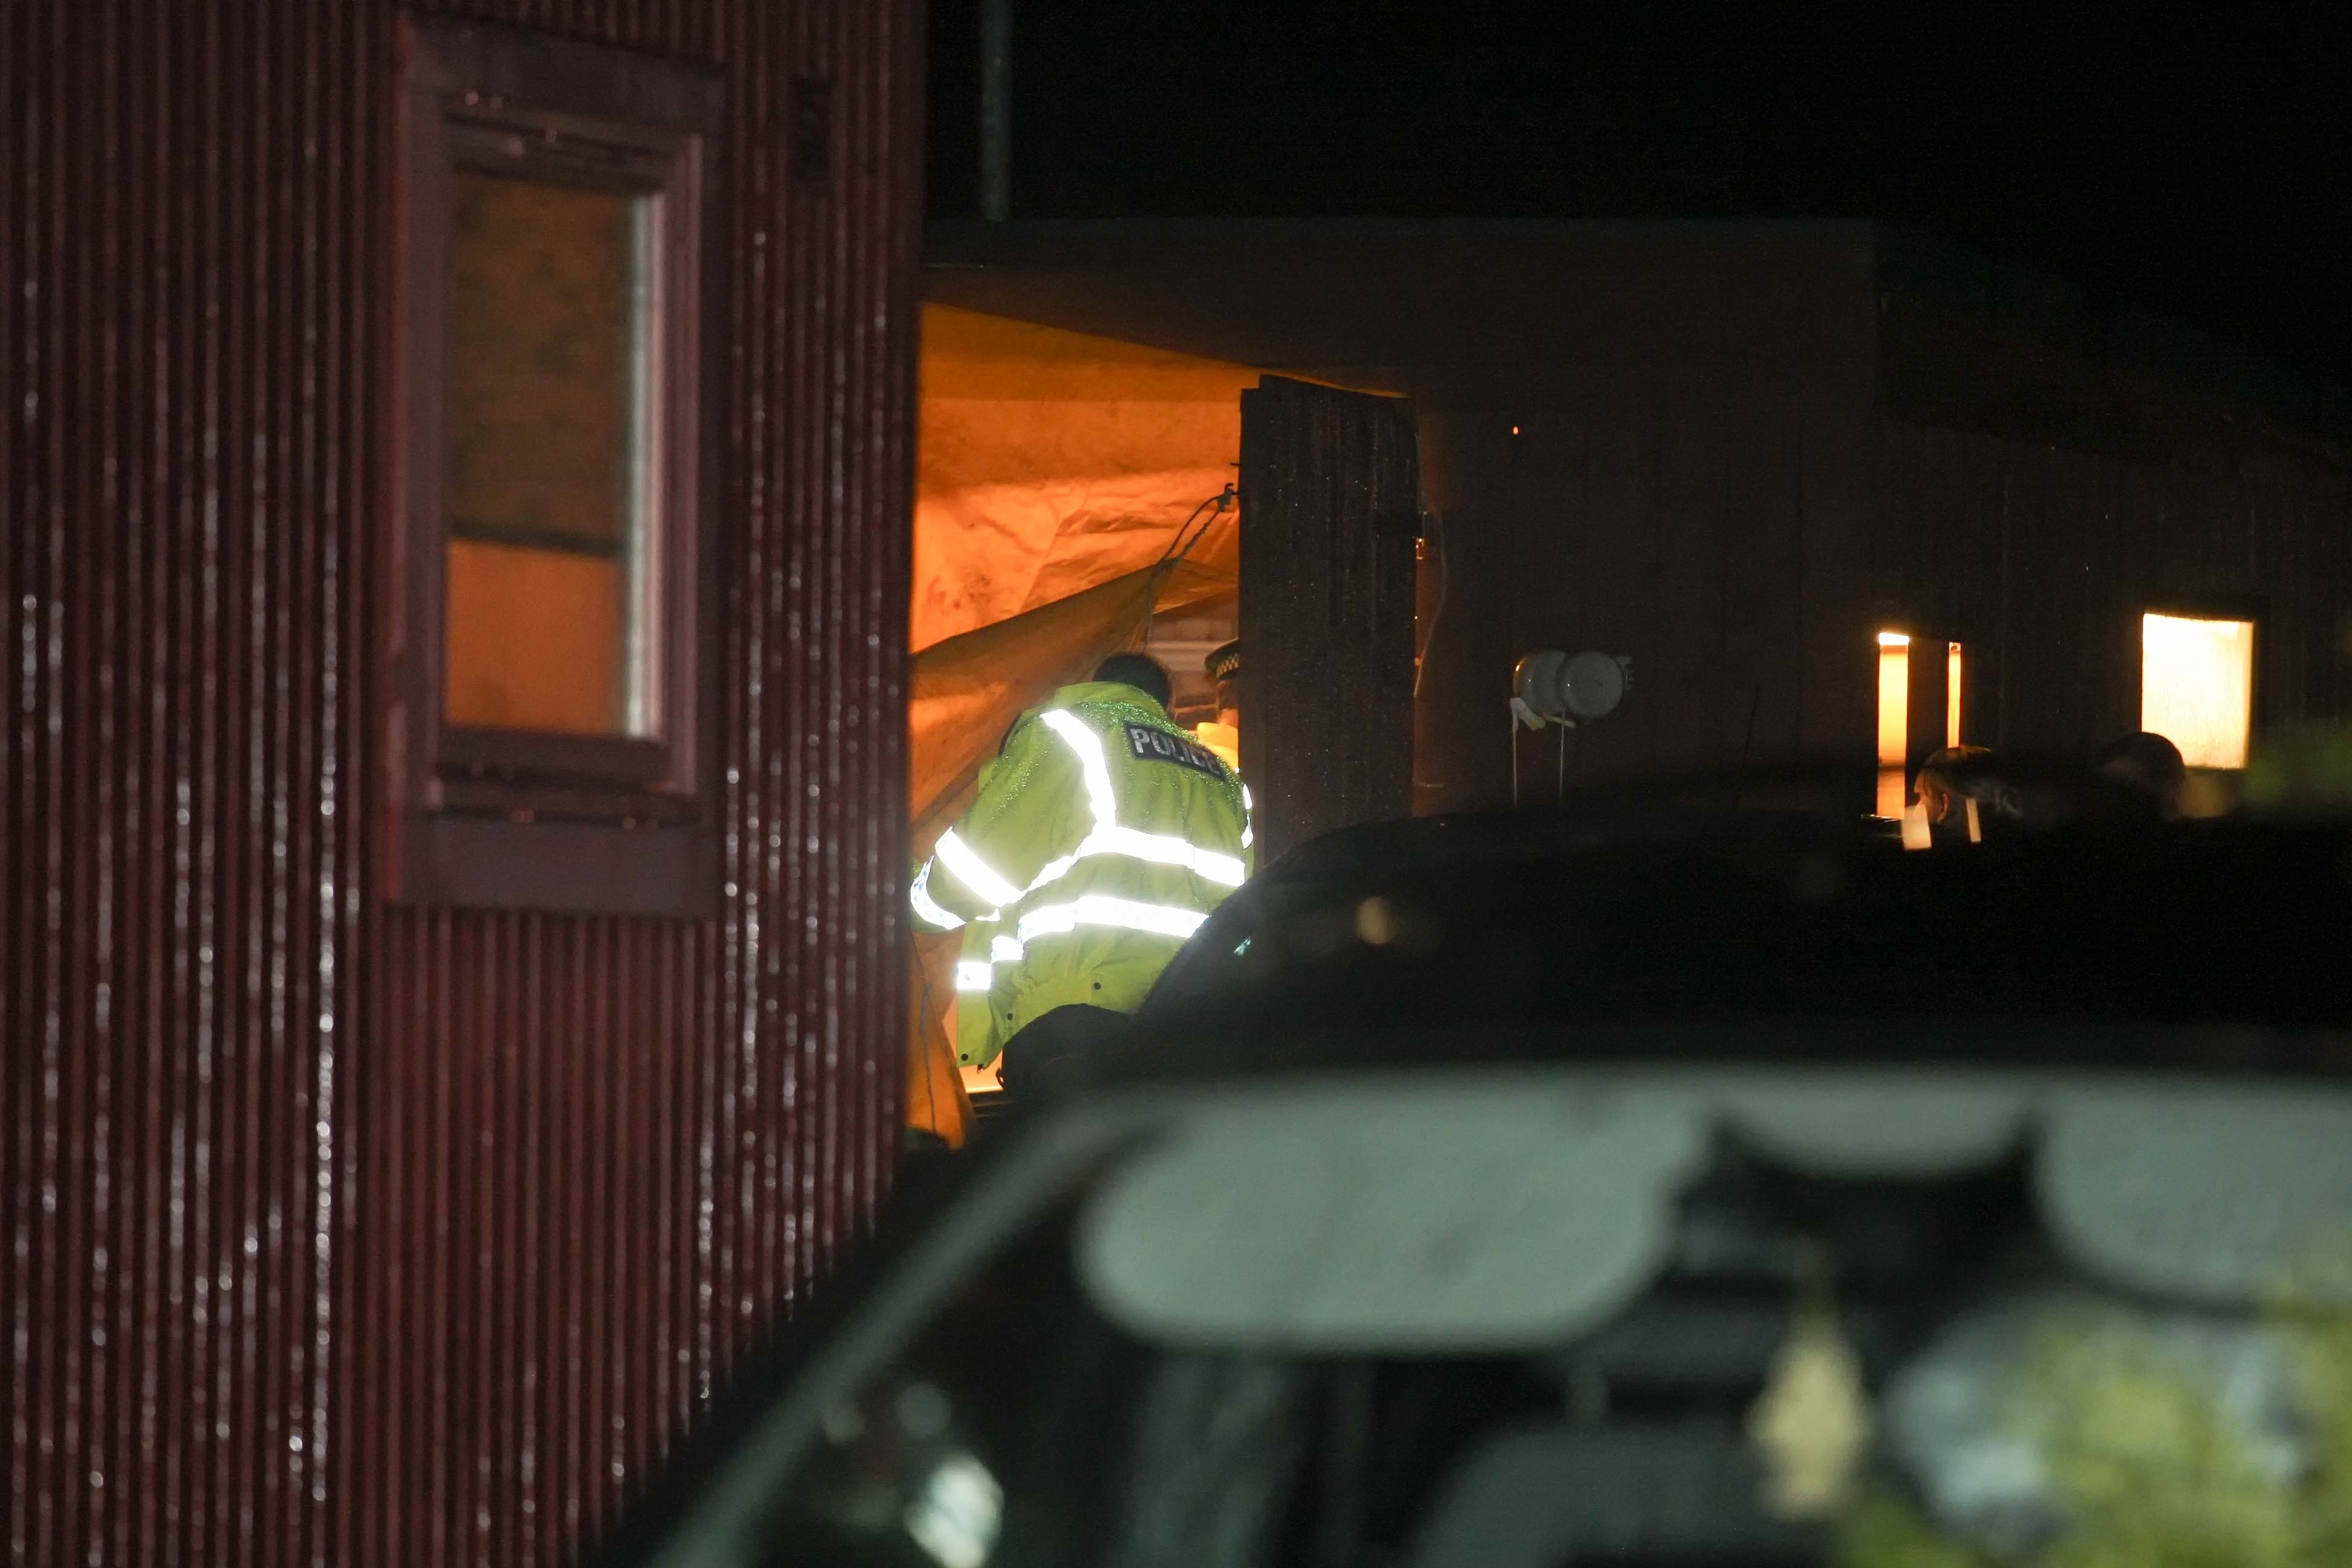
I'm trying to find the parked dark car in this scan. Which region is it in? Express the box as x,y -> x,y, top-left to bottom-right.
602,774 -> 2352,1568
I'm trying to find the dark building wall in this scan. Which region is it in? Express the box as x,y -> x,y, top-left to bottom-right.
1868,231 -> 2352,759
1871,422 -> 2352,758
2,2 -> 920,1564
1409,230 -> 2352,809
926,220 -> 1877,409
1872,226 -> 2352,462
1419,393 -> 1879,812
1399,239 -> 1878,811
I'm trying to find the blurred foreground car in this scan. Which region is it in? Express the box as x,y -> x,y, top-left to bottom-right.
605,780 -> 2352,1568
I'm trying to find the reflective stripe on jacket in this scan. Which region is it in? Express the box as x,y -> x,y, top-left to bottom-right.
909,681 -> 1254,1067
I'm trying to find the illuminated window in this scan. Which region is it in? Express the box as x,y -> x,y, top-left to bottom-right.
2141,612 -> 2255,769
385,19 -> 724,915
1876,632 -> 1909,818
444,170 -> 653,736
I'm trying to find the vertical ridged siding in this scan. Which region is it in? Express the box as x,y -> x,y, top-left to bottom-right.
1,1 -> 921,1563
1874,422 -> 2352,754
1239,377 -> 1421,863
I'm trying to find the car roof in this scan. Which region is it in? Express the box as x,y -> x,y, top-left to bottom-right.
1126,786 -> 2352,1083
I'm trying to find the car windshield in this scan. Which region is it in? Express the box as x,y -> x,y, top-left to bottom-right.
654,1061 -> 2352,1568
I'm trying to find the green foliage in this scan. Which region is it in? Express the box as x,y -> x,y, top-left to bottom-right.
1839,1262 -> 2352,1568
1836,1493 -> 1988,1568
2009,1305 -> 2298,1568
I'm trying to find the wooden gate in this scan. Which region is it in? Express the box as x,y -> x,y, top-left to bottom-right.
1239,377 -> 1421,862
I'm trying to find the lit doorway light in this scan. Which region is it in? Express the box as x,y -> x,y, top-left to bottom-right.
1946,641 -> 1964,748
1876,632 -> 1909,818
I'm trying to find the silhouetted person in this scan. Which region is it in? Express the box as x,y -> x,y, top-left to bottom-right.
2096,731 -> 2188,820
1916,746 -> 1996,844
1196,639 -> 1242,770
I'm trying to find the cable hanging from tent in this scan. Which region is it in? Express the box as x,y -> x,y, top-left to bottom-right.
1141,483 -> 1238,656
1153,483 -> 1236,574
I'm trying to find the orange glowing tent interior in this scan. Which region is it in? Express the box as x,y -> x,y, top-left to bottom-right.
902,306 -> 1254,1144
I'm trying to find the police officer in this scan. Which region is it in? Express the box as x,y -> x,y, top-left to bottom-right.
909,652 -> 1254,1088
1195,639 -> 1243,771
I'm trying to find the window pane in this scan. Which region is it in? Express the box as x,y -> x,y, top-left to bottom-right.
444,168 -> 652,735
2141,613 -> 2253,769
444,540 -> 627,735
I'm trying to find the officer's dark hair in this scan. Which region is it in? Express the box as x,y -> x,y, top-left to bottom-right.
2096,731 -> 2188,796
1093,652 -> 1172,709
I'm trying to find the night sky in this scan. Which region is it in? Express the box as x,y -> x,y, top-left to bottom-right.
927,3 -> 2352,386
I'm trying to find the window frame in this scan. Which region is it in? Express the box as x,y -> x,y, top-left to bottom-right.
385,16 -> 727,917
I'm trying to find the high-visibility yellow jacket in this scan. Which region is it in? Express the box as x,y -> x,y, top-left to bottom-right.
910,680 -> 1254,1069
